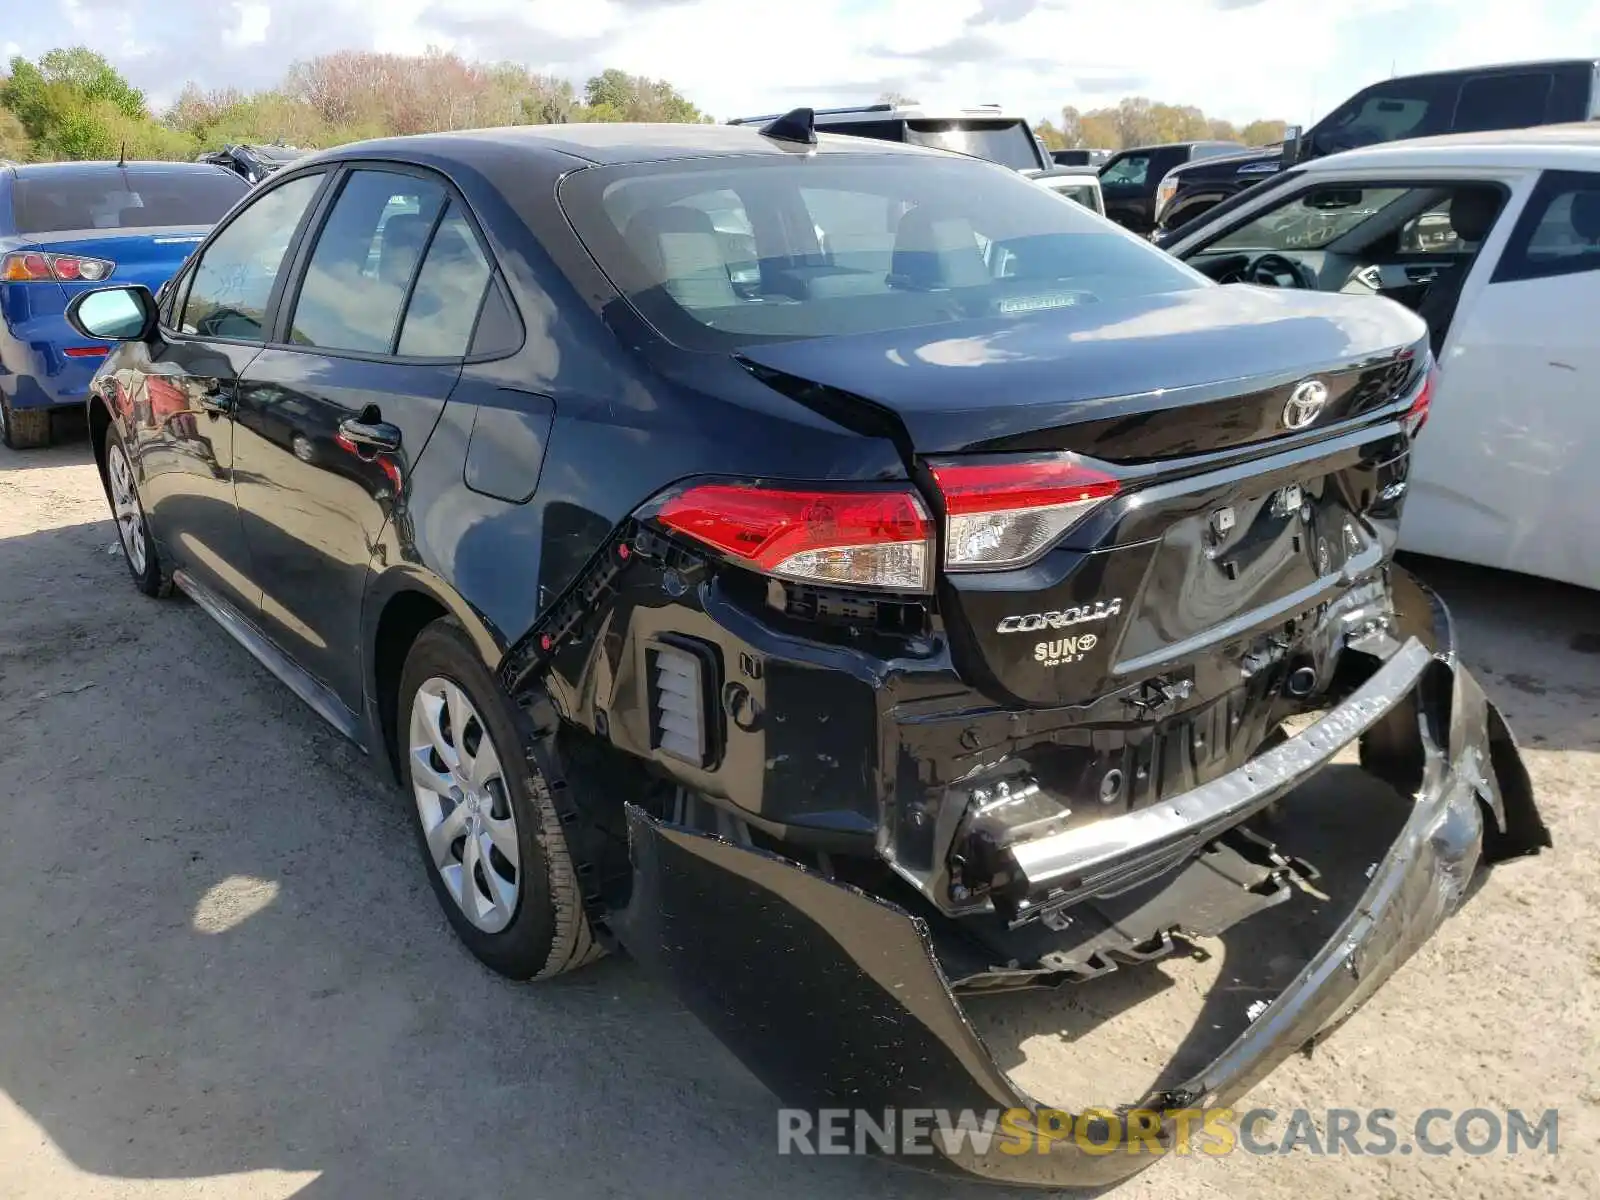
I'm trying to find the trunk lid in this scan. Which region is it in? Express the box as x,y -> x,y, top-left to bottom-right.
739,285 -> 1418,458
30,226 -> 210,298
742,285 -> 1427,708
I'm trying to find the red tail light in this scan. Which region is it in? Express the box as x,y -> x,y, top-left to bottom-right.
1,252 -> 115,283
658,483 -> 932,592
930,454 -> 1122,571
1404,363 -> 1437,437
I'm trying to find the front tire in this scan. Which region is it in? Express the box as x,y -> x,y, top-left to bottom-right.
398,618 -> 602,980
0,395 -> 51,450
103,425 -> 172,597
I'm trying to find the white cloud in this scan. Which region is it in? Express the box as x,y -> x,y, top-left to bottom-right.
223,1 -> 272,49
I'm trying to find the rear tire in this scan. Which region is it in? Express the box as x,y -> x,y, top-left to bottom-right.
103,425 -> 172,597
0,396 -> 51,449
398,618 -> 603,980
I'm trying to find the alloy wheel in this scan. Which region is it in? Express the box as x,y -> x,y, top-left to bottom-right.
107,442 -> 148,577
408,677 -> 520,933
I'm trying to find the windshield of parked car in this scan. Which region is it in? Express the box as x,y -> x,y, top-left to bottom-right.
901,119 -> 1043,171
560,154 -> 1206,348
12,168 -> 247,234
1308,77 -> 1458,156
1206,187 -> 1413,251
1098,150 -> 1153,190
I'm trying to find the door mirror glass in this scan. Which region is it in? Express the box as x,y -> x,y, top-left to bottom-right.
67,286 -> 154,340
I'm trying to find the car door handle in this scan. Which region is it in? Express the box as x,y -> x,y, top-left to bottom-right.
338,417 -> 402,453
1405,266 -> 1439,283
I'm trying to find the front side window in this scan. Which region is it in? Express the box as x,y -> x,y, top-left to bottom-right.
179,173 -> 323,341
1494,169 -> 1600,283
1208,186 -> 1414,252
559,154 -> 1205,349
288,170 -> 448,354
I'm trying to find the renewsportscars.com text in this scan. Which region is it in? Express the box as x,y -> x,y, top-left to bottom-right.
777,1106 -> 1560,1158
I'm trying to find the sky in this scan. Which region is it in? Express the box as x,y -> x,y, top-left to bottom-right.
5,0 -> 1600,127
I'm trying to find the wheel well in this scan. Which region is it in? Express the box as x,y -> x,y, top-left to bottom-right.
373,590 -> 450,779
87,395 -> 111,485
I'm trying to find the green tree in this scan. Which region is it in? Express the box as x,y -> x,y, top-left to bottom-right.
38,47 -> 146,118
1241,118 -> 1288,146
1033,118 -> 1065,150
582,69 -> 708,122
0,95 -> 34,160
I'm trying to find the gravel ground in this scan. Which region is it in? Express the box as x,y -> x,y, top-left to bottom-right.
1,429 -> 1595,1199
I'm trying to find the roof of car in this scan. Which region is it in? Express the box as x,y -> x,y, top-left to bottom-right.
304,122 -> 953,168
1304,122 -> 1600,172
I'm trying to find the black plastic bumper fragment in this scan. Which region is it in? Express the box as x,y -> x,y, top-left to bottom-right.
608,601 -> 1549,1187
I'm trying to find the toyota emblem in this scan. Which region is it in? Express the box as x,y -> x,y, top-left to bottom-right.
1282,379 -> 1329,430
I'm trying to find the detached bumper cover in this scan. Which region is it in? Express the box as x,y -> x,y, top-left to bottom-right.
610,577 -> 1549,1188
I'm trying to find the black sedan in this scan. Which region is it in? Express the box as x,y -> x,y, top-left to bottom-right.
69,113 -> 1546,1186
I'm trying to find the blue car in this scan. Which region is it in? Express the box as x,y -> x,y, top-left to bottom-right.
1,160 -> 247,448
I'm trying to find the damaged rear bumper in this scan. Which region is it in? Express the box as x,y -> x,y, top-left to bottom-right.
609,578 -> 1549,1187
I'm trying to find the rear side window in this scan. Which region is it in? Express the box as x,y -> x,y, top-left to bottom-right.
1453,72 -> 1553,133
180,173 -> 323,341
396,203 -> 493,358
288,170 -> 448,353
1493,169 -> 1600,283
13,169 -> 246,234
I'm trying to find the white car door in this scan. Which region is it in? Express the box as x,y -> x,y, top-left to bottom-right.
1403,169 -> 1600,590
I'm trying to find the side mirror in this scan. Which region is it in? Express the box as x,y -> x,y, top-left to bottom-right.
1281,124 -> 1303,168
65,285 -> 158,343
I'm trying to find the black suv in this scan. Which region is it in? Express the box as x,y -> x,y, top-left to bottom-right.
1155,58 -> 1600,237
1096,140 -> 1245,233
68,115 -> 1546,1187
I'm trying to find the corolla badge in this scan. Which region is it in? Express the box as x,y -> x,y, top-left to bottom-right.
1282,379 -> 1329,430
997,598 -> 1122,635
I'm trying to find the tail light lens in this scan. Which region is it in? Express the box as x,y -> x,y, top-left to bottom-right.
930,454 -> 1121,571
657,483 -> 933,592
1404,363 -> 1437,437
1,252 -> 114,283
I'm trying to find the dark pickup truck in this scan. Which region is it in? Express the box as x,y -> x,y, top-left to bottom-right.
1154,58 -> 1600,238
1098,140 -> 1245,233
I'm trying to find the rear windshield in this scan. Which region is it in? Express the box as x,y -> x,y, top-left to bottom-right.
902,119 -> 1043,171
559,154 -> 1205,349
13,169 -> 247,234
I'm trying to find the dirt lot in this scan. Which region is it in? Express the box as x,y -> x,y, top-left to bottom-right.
1,430 -> 1596,1199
